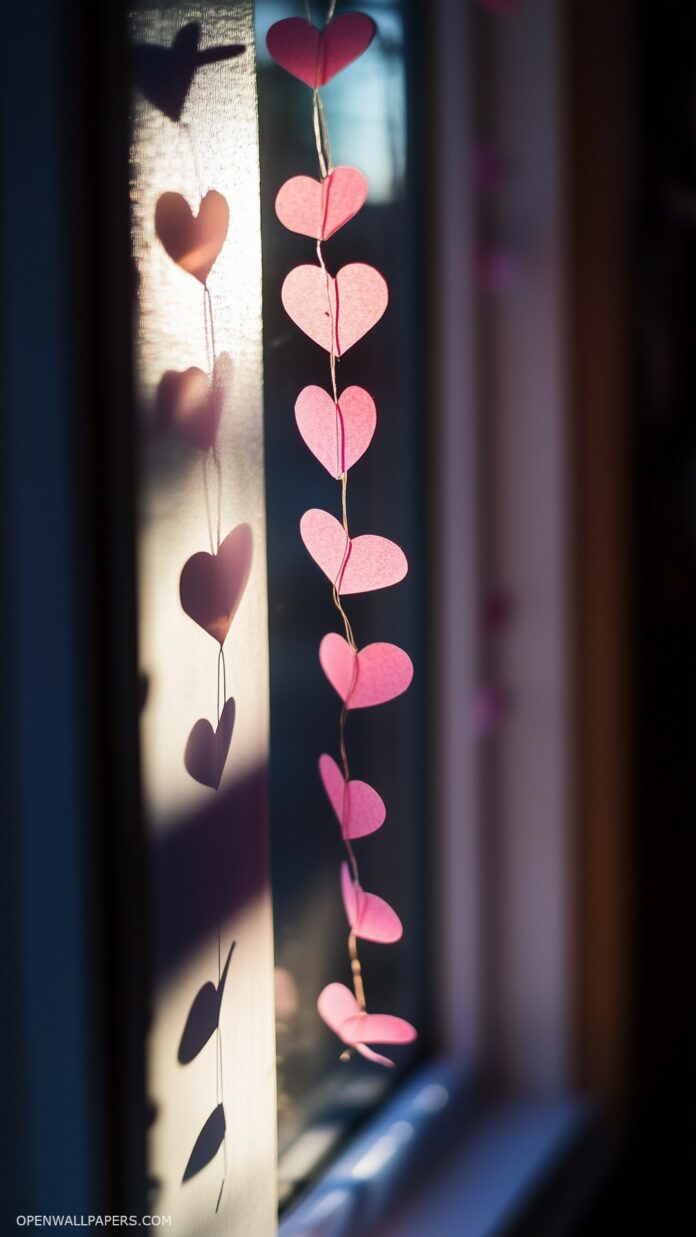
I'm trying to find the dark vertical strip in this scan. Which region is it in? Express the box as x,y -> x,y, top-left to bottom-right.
88,0 -> 148,1216
568,0 -> 636,1116
0,0 -> 105,1218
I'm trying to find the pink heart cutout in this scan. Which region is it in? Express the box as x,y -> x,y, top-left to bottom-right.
295,385 -> 376,477
319,633 -> 413,711
341,863 -> 403,943
184,698 -> 236,790
180,523 -> 253,645
266,14 -> 376,88
275,166 -> 369,241
319,753 -> 385,839
317,983 -> 416,1067
282,263 -> 388,356
301,509 -> 407,595
155,190 -> 229,285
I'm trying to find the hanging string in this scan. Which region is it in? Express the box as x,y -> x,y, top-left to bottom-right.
184,113 -> 229,1191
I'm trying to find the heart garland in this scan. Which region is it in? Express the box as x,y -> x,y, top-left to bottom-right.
268,5 -> 416,1065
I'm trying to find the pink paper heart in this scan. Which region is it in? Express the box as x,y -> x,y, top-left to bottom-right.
301,509 -> 407,595
319,633 -> 413,710
477,0 -> 520,11
275,166 -> 369,241
282,263 -> 388,356
184,698 -> 236,790
266,14 -> 376,88
155,189 -> 229,284
341,863 -> 403,943
295,385 -> 376,477
319,754 -> 386,839
317,983 -> 416,1067
340,1011 -> 417,1046
318,983 -> 393,1066
180,523 -> 253,645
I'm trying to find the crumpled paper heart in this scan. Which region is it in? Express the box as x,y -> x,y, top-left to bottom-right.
266,14 -> 376,88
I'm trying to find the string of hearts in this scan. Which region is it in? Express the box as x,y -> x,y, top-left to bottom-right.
137,23 -> 251,1203
268,4 -> 417,1065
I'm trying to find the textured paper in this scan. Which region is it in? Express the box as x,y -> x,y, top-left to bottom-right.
301,509 -> 407,595
281,262 -> 388,356
319,753 -> 385,839
266,14 -> 376,88
341,862 -> 403,943
155,189 -> 229,284
179,523 -> 253,645
184,697 -> 236,790
275,166 -> 368,241
295,384 -> 376,477
319,633 -> 414,709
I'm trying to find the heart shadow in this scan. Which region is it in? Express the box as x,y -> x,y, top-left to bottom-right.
133,22 -> 245,123
155,190 -> 229,285
182,1103 -> 226,1183
178,940 -> 236,1064
180,523 -> 253,645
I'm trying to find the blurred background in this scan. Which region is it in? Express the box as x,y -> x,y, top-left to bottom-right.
0,0 -> 694,1233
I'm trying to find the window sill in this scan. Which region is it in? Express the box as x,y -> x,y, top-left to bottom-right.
279,1060 -> 601,1237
